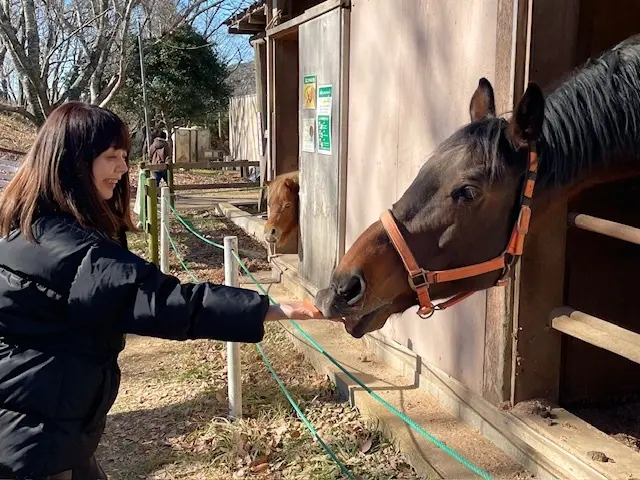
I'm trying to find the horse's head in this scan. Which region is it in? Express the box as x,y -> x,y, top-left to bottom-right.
264,172 -> 300,252
317,79 -> 545,338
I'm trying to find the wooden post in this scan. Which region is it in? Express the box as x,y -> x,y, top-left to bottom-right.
224,236 -> 242,418
145,177 -> 159,265
166,163 -> 175,207
160,186 -> 170,274
141,168 -> 150,233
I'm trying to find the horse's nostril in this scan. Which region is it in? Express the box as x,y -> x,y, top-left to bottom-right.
271,228 -> 277,235
336,272 -> 366,306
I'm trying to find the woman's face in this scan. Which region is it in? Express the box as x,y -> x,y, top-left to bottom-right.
92,147 -> 128,200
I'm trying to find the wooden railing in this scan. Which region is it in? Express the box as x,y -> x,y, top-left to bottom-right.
550,212 -> 640,366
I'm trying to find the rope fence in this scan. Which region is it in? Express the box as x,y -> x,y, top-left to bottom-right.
142,181 -> 492,480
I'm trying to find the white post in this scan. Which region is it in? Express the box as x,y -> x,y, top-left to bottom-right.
224,236 -> 242,418
160,187 -> 170,274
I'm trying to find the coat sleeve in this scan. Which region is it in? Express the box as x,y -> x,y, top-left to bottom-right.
67,240 -> 269,343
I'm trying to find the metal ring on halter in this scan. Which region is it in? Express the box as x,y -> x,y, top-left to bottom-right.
417,305 -> 435,319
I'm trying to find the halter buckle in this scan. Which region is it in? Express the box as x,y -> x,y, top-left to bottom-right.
408,270 -> 429,291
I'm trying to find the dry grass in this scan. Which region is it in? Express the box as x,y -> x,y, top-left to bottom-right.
107,209 -> 424,479
0,112 -> 36,152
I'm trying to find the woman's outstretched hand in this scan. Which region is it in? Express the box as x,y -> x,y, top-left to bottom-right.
265,300 -> 339,322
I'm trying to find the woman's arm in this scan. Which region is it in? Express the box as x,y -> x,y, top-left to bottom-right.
66,241 -> 322,343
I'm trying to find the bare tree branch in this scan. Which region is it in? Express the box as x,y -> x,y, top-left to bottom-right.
97,0 -> 134,107
0,0 -> 246,123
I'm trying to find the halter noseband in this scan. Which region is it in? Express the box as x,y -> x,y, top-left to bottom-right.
380,142 -> 539,318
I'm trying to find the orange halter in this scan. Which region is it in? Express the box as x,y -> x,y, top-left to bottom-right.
380,142 -> 539,318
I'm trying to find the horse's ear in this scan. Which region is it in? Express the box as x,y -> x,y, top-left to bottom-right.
284,178 -> 299,193
508,82 -> 545,148
469,77 -> 496,122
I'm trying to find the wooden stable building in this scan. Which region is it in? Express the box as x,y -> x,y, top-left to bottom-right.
225,1 -> 640,477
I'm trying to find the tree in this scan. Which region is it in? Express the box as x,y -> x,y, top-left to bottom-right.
0,0 -> 252,126
115,24 -> 231,146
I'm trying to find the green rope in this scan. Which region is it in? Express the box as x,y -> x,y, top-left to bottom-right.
255,342 -> 355,479
166,198 -> 493,480
163,214 -> 355,479
230,254 -> 493,480
165,200 -> 224,249
163,224 -> 199,282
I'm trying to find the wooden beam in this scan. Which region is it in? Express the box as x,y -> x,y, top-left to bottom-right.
0,146 -> 26,156
172,182 -> 260,191
248,12 -> 266,24
172,160 -> 260,170
146,164 -> 167,172
551,306 -> 640,365
266,0 -> 347,39
230,26 -> 263,35
568,212 -> 640,246
236,21 -> 264,32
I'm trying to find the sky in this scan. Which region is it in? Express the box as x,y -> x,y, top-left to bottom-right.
193,0 -> 257,65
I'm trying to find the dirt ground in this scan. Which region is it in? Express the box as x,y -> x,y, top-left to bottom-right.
100,203 -> 426,479
0,112 -> 35,152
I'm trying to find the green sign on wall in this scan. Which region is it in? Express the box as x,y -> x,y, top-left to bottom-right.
317,84 -> 332,155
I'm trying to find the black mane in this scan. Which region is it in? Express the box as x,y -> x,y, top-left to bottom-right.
539,34 -> 640,188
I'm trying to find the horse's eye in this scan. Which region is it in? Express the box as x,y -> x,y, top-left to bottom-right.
453,185 -> 481,202
283,202 -> 292,209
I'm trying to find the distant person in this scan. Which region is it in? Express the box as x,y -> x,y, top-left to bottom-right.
149,131 -> 171,186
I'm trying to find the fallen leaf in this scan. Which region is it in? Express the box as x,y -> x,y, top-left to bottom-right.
360,438 -> 373,454
250,455 -> 269,467
250,463 -> 269,473
274,424 -> 288,436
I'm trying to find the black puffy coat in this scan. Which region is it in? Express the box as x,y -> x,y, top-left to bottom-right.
0,214 -> 269,478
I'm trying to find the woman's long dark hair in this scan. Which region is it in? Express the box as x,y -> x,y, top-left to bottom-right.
0,101 -> 136,242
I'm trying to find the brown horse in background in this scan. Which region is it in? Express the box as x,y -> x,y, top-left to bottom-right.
264,170 -> 300,254
316,34 -> 640,338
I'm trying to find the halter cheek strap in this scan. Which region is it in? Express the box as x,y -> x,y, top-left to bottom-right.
380,142 -> 539,318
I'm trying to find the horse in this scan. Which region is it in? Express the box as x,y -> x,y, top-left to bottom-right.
316,34 -> 640,339
264,170 -> 300,254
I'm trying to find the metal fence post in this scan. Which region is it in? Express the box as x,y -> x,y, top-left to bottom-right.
224,236 -> 242,418
145,177 -> 159,265
160,186 -> 170,274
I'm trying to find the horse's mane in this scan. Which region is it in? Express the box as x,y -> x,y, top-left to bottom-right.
443,35 -> 640,189
540,34 -> 640,187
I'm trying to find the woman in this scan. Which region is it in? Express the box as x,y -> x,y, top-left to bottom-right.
0,102 -> 326,479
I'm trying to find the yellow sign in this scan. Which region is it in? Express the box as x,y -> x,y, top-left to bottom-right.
303,75 -> 316,109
